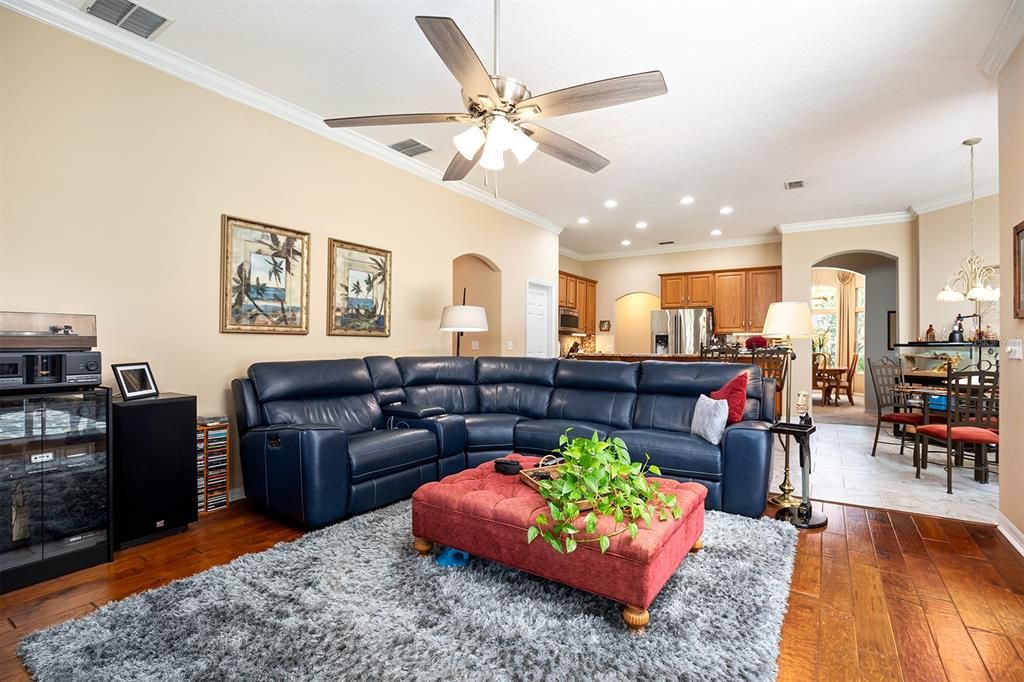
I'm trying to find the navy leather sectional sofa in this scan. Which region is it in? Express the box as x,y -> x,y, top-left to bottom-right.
232,356 -> 776,528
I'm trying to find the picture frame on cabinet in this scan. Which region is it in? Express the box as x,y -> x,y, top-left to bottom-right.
112,362 -> 159,401
220,215 -> 310,334
328,238 -> 392,337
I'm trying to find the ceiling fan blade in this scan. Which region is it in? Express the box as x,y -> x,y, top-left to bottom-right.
516,71 -> 667,119
520,123 -> 610,173
415,16 -> 501,105
324,113 -> 472,128
442,148 -> 482,182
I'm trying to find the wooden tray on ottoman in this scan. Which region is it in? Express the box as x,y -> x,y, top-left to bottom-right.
411,453 -> 707,629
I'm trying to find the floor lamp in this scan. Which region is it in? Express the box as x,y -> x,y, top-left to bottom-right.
762,301 -> 814,509
439,288 -> 488,356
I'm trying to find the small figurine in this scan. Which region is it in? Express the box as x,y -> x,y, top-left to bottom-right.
796,391 -> 812,425
925,325 -> 937,342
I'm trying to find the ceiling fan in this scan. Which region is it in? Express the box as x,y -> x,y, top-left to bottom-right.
323,11 -> 668,182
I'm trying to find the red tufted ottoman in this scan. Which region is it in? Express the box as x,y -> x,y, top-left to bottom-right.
411,453 -> 707,629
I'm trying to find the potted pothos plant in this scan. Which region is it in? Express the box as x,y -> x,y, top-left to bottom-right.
526,431 -> 681,555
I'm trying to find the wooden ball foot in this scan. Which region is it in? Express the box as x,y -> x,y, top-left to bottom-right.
623,604 -> 650,631
414,537 -> 433,556
690,537 -> 704,553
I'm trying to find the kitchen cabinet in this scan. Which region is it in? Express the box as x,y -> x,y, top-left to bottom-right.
713,271 -> 749,333
686,274 -> 714,307
746,268 -> 782,333
660,275 -> 685,308
558,271 -> 598,334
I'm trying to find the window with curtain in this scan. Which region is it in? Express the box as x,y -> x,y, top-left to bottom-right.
812,285 -> 837,364
855,286 -> 865,374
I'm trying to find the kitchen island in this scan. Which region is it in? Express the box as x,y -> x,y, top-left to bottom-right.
569,353 -> 754,363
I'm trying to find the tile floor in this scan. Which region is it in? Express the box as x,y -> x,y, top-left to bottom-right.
771,421 -> 999,524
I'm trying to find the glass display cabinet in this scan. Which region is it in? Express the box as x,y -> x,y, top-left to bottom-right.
894,342 -> 999,384
0,388 -> 110,593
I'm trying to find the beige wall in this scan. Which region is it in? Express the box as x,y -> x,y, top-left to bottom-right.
613,292 -> 661,354
578,242 -> 781,351
558,253 -> 586,276
999,40 -> 1024,533
0,10 -> 559,486
918,194 -> 1000,333
452,254 -> 502,356
782,219 -> 919,413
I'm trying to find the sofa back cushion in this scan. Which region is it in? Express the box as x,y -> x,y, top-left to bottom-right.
396,356 -> 479,414
364,355 -> 406,405
632,361 -> 763,432
475,357 -> 557,419
248,359 -> 383,433
546,360 -> 640,430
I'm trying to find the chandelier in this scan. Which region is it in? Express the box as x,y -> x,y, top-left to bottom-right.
936,138 -> 1000,303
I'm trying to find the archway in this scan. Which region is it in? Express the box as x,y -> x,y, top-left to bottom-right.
613,292 -> 662,354
813,251 -> 899,413
452,254 -> 502,356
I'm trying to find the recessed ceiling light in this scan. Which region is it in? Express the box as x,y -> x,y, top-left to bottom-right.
635,221 -> 648,229
679,195 -> 695,205
719,206 -> 734,215
577,217 -> 589,225
604,199 -> 618,208
710,228 -> 723,236
620,239 -> 631,246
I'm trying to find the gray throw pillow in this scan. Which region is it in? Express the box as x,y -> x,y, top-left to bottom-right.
691,394 -> 729,445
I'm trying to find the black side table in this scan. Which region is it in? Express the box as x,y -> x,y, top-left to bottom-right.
770,421 -> 828,529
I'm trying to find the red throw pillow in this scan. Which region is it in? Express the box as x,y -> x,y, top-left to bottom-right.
711,372 -> 748,424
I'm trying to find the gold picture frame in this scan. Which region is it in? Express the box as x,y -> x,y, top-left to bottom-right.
220,215 -> 310,334
328,238 -> 392,337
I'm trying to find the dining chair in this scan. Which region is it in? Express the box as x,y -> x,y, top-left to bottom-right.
752,346 -> 788,417
700,342 -> 740,362
812,353 -> 830,404
868,357 -> 924,457
913,362 -> 999,494
832,353 -> 859,406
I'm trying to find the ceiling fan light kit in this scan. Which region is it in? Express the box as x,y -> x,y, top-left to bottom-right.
322,8 -> 667,182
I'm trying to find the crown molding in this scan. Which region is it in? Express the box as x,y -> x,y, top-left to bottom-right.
979,0 -> 1024,77
0,0 -> 563,236
562,234 -> 781,263
777,210 -> 916,234
910,183 -> 1000,215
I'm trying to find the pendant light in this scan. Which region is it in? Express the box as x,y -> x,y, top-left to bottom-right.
936,138 -> 999,303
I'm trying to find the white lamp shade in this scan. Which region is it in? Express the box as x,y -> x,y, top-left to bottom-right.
509,128 -> 538,163
762,301 -> 814,338
937,284 -> 966,302
439,305 -> 488,332
453,125 -> 485,160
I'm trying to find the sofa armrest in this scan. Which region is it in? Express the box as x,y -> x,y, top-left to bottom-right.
239,424 -> 350,528
761,377 -> 777,423
720,421 -> 774,518
231,378 -> 261,436
382,403 -> 446,419
391,414 -> 467,459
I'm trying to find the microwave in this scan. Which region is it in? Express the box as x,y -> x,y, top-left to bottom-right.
558,307 -> 580,332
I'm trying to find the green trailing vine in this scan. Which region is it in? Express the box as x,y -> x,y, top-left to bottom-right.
526,430 -> 681,554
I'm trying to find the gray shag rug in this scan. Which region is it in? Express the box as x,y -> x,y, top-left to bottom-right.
20,500 -> 797,681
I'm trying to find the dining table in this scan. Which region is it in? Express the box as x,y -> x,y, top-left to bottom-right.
818,367 -> 848,405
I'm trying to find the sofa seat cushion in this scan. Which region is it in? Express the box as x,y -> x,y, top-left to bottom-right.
610,429 -> 724,480
514,419 -> 611,454
464,413 -> 525,452
347,429 -> 438,483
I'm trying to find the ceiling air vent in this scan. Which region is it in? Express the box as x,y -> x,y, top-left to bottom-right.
784,180 -> 805,190
83,0 -> 170,39
658,240 -> 675,246
389,139 -> 433,158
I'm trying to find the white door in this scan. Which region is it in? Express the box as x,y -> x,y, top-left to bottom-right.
526,281 -> 552,357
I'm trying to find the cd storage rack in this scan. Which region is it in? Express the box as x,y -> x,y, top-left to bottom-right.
195,421 -> 230,514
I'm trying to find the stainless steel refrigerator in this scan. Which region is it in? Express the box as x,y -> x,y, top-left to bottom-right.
651,308 -> 714,355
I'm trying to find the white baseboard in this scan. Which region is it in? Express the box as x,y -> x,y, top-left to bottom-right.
229,486 -> 246,503
997,511 -> 1024,558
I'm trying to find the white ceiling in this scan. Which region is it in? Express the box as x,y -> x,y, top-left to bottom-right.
61,0 -> 1009,255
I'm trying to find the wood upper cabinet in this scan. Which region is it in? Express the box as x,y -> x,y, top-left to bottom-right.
713,271 -> 749,333
585,281 -> 597,334
565,275 -> 577,308
558,273 -> 568,307
660,275 -> 685,308
686,273 -> 714,307
558,271 -> 597,334
747,268 -> 782,333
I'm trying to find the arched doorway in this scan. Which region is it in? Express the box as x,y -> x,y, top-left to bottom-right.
813,251 -> 899,414
613,292 -> 661,354
452,254 -> 501,356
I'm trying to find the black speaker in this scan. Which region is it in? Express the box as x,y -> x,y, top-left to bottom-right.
111,393 -> 197,548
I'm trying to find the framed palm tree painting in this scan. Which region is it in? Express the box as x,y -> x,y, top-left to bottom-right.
220,215 -> 310,334
328,239 -> 391,337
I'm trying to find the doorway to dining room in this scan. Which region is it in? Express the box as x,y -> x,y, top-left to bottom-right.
809,266 -> 869,425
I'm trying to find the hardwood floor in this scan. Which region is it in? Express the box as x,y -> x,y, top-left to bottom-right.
3,500 -> 1024,680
